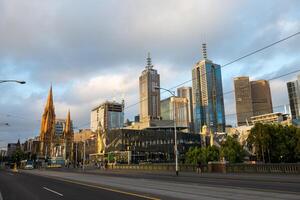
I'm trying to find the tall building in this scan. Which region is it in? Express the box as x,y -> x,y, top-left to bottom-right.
234,77 -> 253,126
160,96 -> 189,129
90,101 -> 124,132
139,53 -> 160,122
39,86 -> 56,157
192,44 -> 225,134
287,75 -> 300,121
177,86 -> 194,132
234,77 -> 273,126
251,80 -> 273,116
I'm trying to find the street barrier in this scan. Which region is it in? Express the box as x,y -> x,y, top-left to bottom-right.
108,163 -> 300,174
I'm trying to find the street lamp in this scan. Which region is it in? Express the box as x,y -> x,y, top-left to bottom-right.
0,80 -> 26,84
155,86 -> 179,176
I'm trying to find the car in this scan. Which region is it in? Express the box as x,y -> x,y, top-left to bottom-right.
24,164 -> 34,170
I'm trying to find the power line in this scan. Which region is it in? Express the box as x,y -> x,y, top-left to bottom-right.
124,31 -> 300,110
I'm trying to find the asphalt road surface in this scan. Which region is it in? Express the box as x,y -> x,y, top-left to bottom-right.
0,170 -> 161,200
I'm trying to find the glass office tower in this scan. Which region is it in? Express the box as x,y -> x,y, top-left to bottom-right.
192,45 -> 225,134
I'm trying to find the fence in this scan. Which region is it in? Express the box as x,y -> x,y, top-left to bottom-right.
108,163 -> 300,174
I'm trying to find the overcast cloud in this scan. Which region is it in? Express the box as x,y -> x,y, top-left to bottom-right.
0,0 -> 300,147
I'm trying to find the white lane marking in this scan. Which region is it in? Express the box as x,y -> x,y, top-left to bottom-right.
0,191 -> 3,200
43,187 -> 63,197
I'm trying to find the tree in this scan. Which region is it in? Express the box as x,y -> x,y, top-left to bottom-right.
248,123 -> 300,163
11,149 -> 26,166
185,146 -> 220,164
220,135 -> 245,163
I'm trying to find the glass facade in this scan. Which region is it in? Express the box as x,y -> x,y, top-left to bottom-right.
287,75 -> 300,122
192,60 -> 225,134
108,111 -> 124,130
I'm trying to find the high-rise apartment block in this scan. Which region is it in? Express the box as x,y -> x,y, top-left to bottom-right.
192,44 -> 225,134
234,77 -> 273,126
90,101 -> 124,132
139,53 -> 160,122
177,86 -> 194,132
287,75 -> 300,121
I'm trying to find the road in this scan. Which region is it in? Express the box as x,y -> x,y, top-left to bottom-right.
0,170 -> 161,200
63,168 -> 300,194
18,169 -> 300,200
1,169 -> 300,200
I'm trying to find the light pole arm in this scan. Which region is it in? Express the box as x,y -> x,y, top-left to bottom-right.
0,80 -> 26,84
154,86 -> 175,96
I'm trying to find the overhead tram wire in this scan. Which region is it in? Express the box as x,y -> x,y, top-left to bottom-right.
124,31 -> 300,110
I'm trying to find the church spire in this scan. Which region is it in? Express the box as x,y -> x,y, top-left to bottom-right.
40,85 -> 56,139
45,85 -> 54,112
64,109 -> 72,135
39,85 -> 56,157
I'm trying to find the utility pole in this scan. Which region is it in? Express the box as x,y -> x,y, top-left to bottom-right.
83,140 -> 86,172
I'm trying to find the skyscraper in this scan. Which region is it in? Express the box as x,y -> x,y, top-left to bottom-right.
177,86 -> 194,132
192,44 -> 225,134
234,77 -> 273,126
287,75 -> 300,121
139,53 -> 160,122
234,77 -> 253,126
251,80 -> 273,116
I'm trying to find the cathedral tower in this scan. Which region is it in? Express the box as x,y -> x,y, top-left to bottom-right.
39,85 -> 56,158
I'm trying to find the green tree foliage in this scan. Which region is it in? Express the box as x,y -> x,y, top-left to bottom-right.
11,149 -> 26,165
220,136 -> 245,163
185,136 -> 245,164
185,146 -> 220,164
247,123 -> 300,163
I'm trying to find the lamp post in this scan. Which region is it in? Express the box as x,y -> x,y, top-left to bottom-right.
0,80 -> 26,84
155,86 -> 179,176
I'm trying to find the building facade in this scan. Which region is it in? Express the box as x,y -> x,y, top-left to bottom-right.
234,77 -> 254,126
192,44 -> 225,134
7,140 -> 20,158
251,80 -> 273,116
250,112 -> 291,125
177,86 -> 194,132
234,77 -> 273,126
160,96 -> 189,130
55,119 -> 73,136
105,129 -> 201,163
139,53 -> 161,122
90,101 -> 124,132
287,75 -> 300,122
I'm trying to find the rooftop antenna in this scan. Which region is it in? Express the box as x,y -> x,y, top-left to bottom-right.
202,43 -> 207,60
146,52 -> 153,69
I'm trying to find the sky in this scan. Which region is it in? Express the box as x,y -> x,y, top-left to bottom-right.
0,0 -> 300,148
